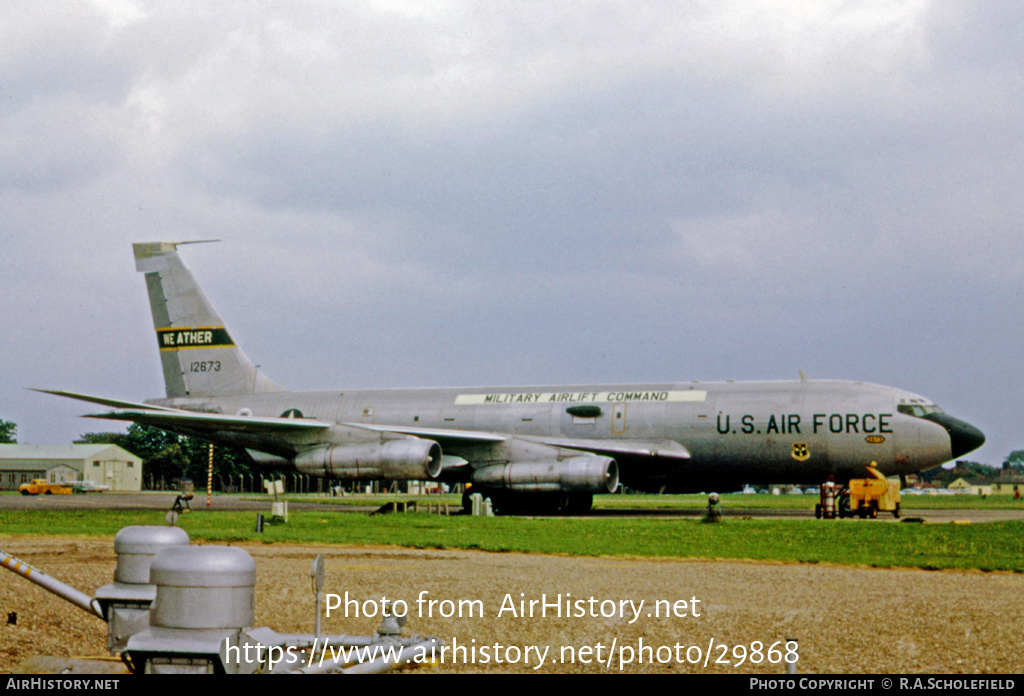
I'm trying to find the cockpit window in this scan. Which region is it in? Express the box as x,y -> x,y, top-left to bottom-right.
898,403 -> 945,417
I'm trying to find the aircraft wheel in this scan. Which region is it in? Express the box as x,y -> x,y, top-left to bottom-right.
561,493 -> 593,515
838,494 -> 851,518
489,494 -> 516,516
815,504 -> 822,519
462,489 -> 473,513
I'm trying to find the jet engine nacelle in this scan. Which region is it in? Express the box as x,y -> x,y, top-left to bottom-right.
293,439 -> 443,480
470,455 -> 619,494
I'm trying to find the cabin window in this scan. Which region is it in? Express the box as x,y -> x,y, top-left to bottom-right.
897,403 -> 945,418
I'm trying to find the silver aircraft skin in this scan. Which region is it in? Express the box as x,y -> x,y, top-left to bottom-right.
43,242 -> 986,512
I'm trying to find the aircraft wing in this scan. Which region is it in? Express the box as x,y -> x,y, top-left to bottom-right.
344,423 -> 690,460
40,389 -> 689,464
37,390 -> 339,460
84,408 -> 333,434
36,388 -> 332,435
30,389 -> 182,413
338,422 -> 507,443
519,435 -> 691,460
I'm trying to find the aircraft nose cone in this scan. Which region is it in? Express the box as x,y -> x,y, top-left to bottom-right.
950,420 -> 986,459
926,413 -> 986,459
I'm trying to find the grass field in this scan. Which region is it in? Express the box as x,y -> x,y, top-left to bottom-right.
2,497 -> 1022,573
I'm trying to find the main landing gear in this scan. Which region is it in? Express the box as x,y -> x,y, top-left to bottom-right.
462,489 -> 594,515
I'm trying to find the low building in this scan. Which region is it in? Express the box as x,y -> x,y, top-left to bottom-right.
992,471 -> 1024,496
0,444 -> 142,492
947,477 -> 992,496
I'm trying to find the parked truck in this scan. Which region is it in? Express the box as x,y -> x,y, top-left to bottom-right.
19,479 -> 73,495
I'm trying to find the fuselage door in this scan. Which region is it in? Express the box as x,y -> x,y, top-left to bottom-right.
612,403 -> 627,434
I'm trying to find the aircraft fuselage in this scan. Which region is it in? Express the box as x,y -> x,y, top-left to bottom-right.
46,242 -> 984,511
152,378 -> 971,493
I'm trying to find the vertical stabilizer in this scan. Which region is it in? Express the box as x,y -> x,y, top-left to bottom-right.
133,241 -> 284,398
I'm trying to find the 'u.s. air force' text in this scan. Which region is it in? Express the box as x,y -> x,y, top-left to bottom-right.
716,413 -> 893,435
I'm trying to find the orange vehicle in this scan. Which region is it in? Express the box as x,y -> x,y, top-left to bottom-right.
19,479 -> 73,495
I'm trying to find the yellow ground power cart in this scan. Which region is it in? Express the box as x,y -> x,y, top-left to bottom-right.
846,465 -> 901,519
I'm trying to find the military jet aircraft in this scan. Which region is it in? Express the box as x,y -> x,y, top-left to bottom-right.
41,241 -> 985,513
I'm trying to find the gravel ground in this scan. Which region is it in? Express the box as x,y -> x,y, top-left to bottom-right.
2,536 -> 1022,674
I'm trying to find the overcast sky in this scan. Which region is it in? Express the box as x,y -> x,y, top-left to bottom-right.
2,1 -> 1020,467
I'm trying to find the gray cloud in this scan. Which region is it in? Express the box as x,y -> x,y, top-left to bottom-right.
1,1 -> 1019,464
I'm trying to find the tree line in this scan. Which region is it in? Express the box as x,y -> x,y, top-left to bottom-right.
74,423 -> 269,487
